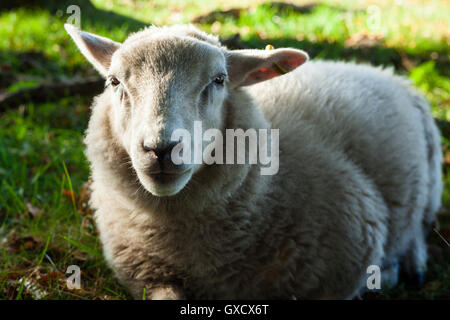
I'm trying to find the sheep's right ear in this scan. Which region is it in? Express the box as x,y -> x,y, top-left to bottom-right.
226,48 -> 308,88
65,24 -> 121,77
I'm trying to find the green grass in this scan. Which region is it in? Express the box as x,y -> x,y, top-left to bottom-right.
0,0 -> 449,299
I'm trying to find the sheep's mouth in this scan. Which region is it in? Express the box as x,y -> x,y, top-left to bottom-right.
136,167 -> 193,197
147,170 -> 190,184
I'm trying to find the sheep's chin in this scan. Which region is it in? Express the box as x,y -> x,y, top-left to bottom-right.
136,169 -> 193,197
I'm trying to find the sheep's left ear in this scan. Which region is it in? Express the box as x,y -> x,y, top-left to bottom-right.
64,24 -> 121,77
226,48 -> 308,88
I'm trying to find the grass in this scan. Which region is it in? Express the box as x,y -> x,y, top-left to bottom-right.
0,0 -> 449,299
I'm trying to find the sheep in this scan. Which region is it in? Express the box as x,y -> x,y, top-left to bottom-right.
65,23 -> 443,299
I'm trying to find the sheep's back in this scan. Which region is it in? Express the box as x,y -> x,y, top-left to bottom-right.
246,60 -> 435,261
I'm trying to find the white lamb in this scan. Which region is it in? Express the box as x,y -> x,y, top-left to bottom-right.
65,23 -> 442,299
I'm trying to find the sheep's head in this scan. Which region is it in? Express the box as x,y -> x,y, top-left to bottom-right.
66,24 -> 308,197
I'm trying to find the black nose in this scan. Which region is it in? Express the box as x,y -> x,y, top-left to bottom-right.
142,141 -> 185,174
142,141 -> 179,161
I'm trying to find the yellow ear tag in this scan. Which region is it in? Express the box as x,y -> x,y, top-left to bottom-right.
265,44 -> 288,75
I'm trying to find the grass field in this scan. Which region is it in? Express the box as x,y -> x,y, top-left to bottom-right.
0,0 -> 449,299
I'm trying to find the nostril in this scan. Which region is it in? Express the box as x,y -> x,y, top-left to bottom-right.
142,141 -> 181,162
142,142 -> 154,153
163,141 -> 179,158
141,140 -> 186,174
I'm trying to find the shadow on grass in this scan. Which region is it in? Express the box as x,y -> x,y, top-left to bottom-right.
2,0 -> 448,75
239,35 -> 449,76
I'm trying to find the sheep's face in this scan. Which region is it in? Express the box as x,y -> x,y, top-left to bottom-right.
108,36 -> 228,196
65,24 -> 308,197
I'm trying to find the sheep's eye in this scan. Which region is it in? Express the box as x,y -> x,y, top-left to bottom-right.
213,74 -> 225,85
110,77 -> 120,87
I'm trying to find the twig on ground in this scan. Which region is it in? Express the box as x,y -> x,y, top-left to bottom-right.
0,77 -> 104,110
